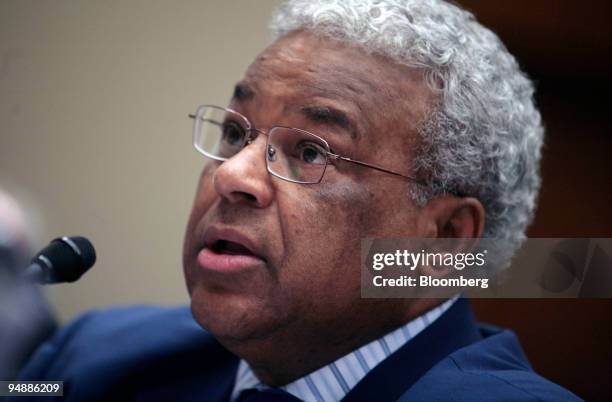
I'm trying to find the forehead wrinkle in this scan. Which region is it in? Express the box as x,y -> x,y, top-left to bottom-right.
302,57 -> 406,136
241,65 -> 369,140
305,45 -> 432,138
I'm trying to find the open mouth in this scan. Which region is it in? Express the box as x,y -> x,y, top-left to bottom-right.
211,239 -> 256,257
198,228 -> 266,272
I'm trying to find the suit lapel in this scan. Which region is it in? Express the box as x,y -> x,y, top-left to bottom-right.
342,298 -> 481,402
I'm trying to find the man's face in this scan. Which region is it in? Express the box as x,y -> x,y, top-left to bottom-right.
183,31 -> 435,344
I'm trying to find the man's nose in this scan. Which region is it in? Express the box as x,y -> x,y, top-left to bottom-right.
212,136 -> 274,208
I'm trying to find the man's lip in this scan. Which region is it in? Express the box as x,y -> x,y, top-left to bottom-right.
197,248 -> 264,273
198,226 -> 266,272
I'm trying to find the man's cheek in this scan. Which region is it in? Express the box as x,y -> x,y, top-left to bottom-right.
278,187 -> 328,234
318,177 -> 373,209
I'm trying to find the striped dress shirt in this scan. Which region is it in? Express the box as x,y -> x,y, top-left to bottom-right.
230,296 -> 458,402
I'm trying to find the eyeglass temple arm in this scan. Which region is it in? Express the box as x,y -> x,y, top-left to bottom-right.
188,113 -> 425,185
331,154 -> 425,185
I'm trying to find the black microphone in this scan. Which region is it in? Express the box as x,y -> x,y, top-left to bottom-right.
22,236 -> 96,284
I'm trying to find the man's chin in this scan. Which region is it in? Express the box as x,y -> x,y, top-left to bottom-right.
189,286 -> 286,343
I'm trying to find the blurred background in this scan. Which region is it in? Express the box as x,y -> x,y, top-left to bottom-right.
1,0 -> 610,400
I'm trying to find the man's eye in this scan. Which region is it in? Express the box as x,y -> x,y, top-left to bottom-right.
222,122 -> 246,146
297,142 -> 326,165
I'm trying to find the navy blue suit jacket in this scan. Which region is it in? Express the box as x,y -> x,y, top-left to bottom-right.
13,299 -> 580,401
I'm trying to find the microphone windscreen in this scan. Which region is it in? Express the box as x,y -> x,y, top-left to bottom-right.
37,236 -> 96,282
68,236 -> 96,270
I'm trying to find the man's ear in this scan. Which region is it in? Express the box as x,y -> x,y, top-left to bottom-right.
416,195 -> 485,239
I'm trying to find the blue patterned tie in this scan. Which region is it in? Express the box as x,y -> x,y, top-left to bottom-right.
236,387 -> 303,402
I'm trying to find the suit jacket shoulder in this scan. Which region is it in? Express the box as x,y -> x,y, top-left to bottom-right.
14,305 -> 238,402
401,325 -> 582,402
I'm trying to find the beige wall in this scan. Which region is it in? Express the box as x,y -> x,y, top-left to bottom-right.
0,0 -> 282,322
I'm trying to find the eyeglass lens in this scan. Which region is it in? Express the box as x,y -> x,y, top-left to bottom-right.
194,106 -> 329,184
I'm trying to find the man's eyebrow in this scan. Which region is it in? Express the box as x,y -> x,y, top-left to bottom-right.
232,83 -> 255,101
300,105 -> 359,140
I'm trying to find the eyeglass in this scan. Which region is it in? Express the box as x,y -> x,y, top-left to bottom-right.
188,105 -> 424,185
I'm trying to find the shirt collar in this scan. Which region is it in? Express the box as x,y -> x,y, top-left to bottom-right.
230,296 -> 458,402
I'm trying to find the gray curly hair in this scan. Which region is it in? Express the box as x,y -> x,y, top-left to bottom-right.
271,0 -> 543,264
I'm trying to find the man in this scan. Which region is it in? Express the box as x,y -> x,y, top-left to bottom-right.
14,0 -> 580,401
